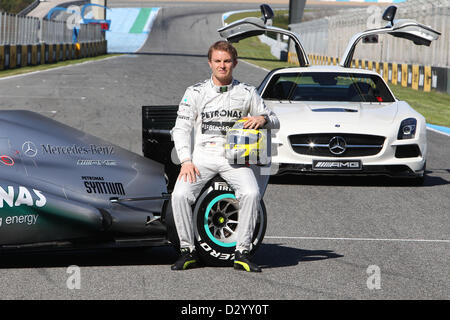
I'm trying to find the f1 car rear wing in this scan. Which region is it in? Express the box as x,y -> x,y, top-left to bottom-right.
340,5 -> 441,68
218,4 -> 310,67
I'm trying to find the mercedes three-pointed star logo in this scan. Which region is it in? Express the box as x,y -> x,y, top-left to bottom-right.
22,141 -> 38,157
328,136 -> 347,155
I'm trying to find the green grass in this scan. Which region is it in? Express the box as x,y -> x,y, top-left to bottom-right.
225,12 -> 450,127
0,54 -> 122,78
389,83 -> 450,127
225,10 -> 297,70
233,37 -> 294,71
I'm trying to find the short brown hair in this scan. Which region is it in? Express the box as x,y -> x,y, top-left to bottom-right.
207,41 -> 238,62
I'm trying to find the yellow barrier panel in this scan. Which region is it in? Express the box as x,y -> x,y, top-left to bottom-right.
368,61 -> 372,71
424,66 -> 432,92
412,65 -> 419,90
375,62 -> 380,75
75,43 -> 81,58
383,63 -> 389,83
293,52 -> 299,65
392,63 -> 398,85
361,60 -> 365,69
401,64 -> 408,87
333,57 -> 337,66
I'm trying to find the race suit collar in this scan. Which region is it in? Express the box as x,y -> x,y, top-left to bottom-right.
209,77 -> 237,93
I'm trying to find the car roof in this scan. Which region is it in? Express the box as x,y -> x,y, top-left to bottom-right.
272,65 -> 380,76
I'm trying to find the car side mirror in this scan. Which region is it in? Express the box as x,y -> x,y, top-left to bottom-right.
382,6 -> 397,24
260,4 -> 274,24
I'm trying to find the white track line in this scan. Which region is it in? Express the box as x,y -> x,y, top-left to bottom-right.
265,236 -> 450,243
239,59 -> 270,72
0,55 -> 122,81
427,126 -> 450,137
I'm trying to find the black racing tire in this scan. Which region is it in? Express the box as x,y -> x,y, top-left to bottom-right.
193,188 -> 267,267
163,185 -> 267,267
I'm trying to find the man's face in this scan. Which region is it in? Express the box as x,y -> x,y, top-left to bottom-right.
208,49 -> 237,85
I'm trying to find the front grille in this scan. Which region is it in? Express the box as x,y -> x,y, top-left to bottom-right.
288,133 -> 385,157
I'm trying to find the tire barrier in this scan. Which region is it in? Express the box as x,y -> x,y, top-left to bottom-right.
288,52 -> 450,94
0,40 -> 107,71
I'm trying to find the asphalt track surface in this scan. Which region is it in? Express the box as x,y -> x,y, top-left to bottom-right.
0,1 -> 448,301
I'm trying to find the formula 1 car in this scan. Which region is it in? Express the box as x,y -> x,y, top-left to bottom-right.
219,4 -> 440,185
0,108 -> 269,267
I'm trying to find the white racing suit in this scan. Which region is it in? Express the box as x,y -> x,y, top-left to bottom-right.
171,77 -> 279,253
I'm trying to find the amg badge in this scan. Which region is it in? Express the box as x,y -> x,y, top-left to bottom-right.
312,160 -> 362,170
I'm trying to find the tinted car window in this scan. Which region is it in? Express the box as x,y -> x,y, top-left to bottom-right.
262,72 -> 395,102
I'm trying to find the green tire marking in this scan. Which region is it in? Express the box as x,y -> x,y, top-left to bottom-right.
204,193 -> 237,248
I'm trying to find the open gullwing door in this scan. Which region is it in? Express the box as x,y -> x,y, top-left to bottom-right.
218,4 -> 310,67
340,5 -> 441,68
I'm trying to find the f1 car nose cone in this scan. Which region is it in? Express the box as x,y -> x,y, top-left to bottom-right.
329,136 -> 347,155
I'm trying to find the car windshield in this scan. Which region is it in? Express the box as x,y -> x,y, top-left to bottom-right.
262,72 -> 395,102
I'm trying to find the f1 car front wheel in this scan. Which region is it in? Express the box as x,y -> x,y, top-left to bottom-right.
164,186 -> 267,267
193,188 -> 267,267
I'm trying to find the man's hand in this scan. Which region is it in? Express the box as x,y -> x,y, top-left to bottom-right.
178,160 -> 200,183
243,115 -> 266,129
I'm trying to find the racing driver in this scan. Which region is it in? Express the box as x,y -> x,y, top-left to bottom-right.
170,40 -> 279,272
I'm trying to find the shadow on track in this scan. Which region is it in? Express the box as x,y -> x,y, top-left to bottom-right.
0,243 -> 344,271
254,243 -> 343,270
0,246 -> 178,269
0,244 -> 342,271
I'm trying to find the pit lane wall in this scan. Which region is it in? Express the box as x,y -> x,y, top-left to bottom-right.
0,11 -> 106,70
288,0 -> 450,94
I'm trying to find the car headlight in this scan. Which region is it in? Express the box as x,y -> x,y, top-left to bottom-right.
397,118 -> 417,140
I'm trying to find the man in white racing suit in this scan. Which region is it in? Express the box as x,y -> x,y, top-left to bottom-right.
170,41 -> 279,272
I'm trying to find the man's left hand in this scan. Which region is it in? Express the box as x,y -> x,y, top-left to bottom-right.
243,115 -> 266,129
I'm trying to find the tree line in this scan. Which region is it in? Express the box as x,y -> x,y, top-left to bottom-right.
0,0 -> 35,14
